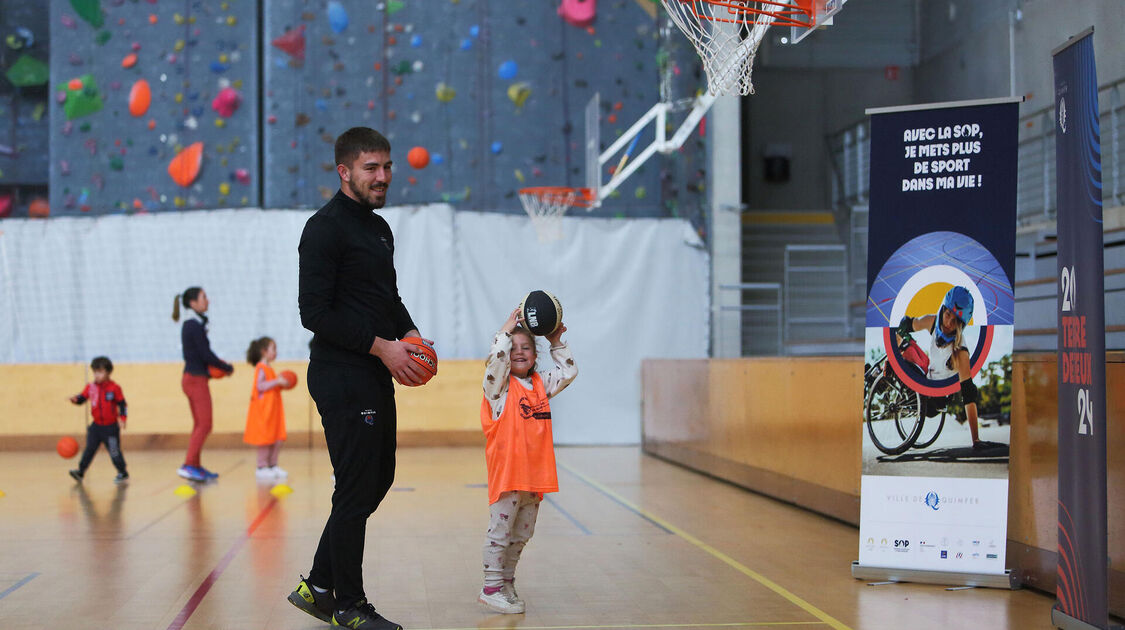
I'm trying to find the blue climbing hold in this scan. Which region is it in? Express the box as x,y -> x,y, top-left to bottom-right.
327,1 -> 348,34
498,60 -> 517,80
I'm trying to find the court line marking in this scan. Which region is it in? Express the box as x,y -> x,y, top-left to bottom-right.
558,466 -> 672,535
0,572 -> 39,601
164,496 -> 278,630
542,494 -> 592,535
558,462 -> 854,630
424,622 -> 828,629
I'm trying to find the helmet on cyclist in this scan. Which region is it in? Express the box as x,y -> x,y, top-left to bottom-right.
935,285 -> 974,345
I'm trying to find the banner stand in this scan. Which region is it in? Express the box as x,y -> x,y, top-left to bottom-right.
851,562 -> 1017,590
1050,608 -> 1118,630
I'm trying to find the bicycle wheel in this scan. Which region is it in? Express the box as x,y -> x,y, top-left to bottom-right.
865,372 -> 924,455
909,408 -> 946,449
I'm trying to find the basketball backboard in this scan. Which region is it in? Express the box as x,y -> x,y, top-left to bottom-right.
790,0 -> 847,44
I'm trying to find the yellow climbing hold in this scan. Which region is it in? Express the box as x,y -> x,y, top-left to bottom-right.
214,118 -> 225,128
175,93 -> 183,103
219,182 -> 231,195
174,39 -> 185,52
226,15 -> 237,26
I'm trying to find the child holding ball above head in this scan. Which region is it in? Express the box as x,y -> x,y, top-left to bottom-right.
478,307 -> 577,614
244,337 -> 289,480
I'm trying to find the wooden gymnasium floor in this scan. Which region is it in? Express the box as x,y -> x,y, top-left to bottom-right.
0,446 -> 1057,630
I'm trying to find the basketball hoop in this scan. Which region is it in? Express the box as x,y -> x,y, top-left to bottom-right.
661,0 -> 817,95
518,186 -> 594,242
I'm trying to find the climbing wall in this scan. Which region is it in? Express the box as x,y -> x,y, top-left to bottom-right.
0,2 -> 51,217
47,0 -> 259,216
38,0 -> 706,221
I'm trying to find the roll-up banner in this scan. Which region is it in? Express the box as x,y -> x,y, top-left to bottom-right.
854,97 -> 1019,588
1051,27 -> 1111,630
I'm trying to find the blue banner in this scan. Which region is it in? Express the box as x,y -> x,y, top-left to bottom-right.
1052,27 -> 1109,629
859,98 -> 1018,580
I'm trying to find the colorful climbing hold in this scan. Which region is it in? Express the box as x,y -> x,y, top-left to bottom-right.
498,60 -> 518,80
69,0 -> 104,29
272,25 -> 306,61
211,87 -> 241,117
6,55 -> 49,87
326,1 -> 349,33
507,82 -> 531,108
121,53 -> 137,68
407,146 -> 430,169
168,141 -> 203,187
128,79 -> 151,117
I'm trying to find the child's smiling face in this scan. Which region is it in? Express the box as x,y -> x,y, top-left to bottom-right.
510,332 -> 537,378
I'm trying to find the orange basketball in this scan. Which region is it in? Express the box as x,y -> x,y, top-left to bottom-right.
57,436 -> 79,459
400,336 -> 437,386
407,146 -> 430,169
208,365 -> 228,379
279,370 -> 298,390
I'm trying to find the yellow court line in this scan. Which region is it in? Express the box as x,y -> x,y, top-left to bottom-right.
425,623 -> 827,630
558,463 -> 855,630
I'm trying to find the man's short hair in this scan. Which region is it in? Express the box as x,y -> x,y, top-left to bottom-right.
334,127 -> 392,167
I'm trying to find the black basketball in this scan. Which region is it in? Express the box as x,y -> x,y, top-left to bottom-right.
519,290 -> 562,336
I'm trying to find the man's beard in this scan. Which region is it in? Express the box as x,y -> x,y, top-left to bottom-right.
344,178 -> 386,209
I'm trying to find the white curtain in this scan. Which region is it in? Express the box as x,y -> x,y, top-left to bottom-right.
0,205 -> 709,443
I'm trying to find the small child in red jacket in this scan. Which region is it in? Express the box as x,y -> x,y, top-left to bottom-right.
68,356 -> 129,484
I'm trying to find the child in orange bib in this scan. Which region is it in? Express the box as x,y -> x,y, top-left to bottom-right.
478,307 -> 577,614
243,337 -> 290,480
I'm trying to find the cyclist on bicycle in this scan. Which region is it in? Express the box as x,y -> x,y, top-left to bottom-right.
895,285 -> 995,450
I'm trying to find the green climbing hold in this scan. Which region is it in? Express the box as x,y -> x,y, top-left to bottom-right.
5,55 -> 49,87
70,0 -> 105,29
387,0 -> 405,15
95,30 -> 112,45
109,156 -> 124,171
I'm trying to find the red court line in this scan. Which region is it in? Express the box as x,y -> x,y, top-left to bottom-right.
165,496 -> 278,630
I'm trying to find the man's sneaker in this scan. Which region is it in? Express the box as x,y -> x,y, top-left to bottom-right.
286,575 -> 335,623
69,469 -> 84,483
478,587 -> 524,614
270,465 -> 288,478
114,472 -> 129,484
177,466 -> 206,482
199,466 -> 219,479
331,599 -> 402,629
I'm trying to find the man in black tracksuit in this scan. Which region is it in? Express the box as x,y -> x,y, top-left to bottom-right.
288,127 -> 430,630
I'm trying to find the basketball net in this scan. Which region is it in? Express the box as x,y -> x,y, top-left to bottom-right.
518,187 -> 593,242
661,0 -> 783,95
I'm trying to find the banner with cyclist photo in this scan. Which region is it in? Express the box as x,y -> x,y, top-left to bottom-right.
858,98 -> 1018,578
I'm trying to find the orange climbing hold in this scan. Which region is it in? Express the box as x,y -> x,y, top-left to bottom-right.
121,53 -> 137,68
128,79 -> 151,117
168,142 -> 204,187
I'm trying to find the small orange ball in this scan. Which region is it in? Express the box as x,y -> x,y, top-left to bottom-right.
407,146 -> 430,169
57,436 -> 79,459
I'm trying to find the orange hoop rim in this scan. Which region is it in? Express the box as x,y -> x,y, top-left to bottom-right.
518,186 -> 595,208
670,0 -> 816,29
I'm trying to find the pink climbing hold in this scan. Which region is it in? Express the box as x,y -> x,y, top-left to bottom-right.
211,87 -> 241,117
558,0 -> 596,28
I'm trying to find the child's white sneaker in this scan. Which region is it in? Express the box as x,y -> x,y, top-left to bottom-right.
502,582 -> 523,608
478,587 -> 524,614
255,467 -> 275,481
270,465 -> 288,478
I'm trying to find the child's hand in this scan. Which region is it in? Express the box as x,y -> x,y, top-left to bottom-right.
119,419 -> 126,430
545,323 -> 567,346
501,307 -> 521,333
68,395 -> 80,404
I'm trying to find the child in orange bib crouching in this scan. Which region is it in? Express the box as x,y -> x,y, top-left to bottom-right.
478,307 -> 577,614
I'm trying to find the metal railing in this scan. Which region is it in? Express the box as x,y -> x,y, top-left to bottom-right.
783,245 -> 848,347
716,282 -> 782,357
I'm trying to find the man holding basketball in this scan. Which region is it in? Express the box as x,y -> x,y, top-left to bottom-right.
289,127 -> 430,630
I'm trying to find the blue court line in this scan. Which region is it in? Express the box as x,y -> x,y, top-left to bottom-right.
558,463 -> 673,534
0,573 -> 39,601
542,494 -> 592,535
